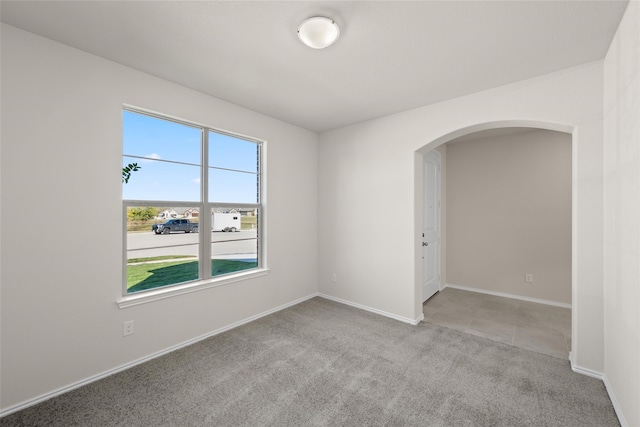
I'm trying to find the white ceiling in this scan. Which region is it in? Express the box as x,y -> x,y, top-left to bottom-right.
0,1 -> 629,133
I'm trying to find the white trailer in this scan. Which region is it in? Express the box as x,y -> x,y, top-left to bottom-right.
211,212 -> 241,232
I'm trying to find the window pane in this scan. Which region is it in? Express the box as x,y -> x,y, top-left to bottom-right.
209,132 -> 258,173
123,111 -> 201,165
211,208 -> 258,277
208,168 -> 258,203
126,206 -> 200,293
123,159 -> 201,202
123,108 -> 262,297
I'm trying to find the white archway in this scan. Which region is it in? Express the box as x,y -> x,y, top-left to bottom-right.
416,120 -> 574,154
415,120 -> 579,363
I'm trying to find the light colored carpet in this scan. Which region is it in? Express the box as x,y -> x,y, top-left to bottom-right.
1,297 -> 619,426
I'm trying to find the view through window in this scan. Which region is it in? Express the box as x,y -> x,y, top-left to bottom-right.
123,109 -> 261,295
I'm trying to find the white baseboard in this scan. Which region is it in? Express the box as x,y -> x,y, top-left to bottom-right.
569,354 -> 627,426
443,283 -> 571,309
570,361 -> 604,380
0,292 -> 319,418
319,293 -> 423,325
602,374 -> 629,427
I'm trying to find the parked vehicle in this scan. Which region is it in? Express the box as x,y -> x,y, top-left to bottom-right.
212,212 -> 241,232
152,219 -> 198,235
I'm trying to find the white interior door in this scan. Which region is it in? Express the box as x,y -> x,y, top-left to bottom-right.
423,150 -> 441,302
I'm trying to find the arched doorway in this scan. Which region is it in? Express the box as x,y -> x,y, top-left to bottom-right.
420,126 -> 572,358
415,120 -> 582,364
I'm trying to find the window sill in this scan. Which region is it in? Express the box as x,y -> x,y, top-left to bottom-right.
117,268 -> 270,309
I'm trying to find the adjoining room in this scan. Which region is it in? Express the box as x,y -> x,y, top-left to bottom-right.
424,128 -> 572,359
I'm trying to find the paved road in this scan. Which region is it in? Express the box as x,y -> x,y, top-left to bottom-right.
127,230 -> 257,260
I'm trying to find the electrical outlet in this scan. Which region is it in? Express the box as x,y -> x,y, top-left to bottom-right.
332,273 -> 337,282
525,273 -> 534,283
123,320 -> 135,336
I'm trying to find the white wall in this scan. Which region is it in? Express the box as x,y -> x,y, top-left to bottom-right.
603,1 -> 640,425
319,61 -> 605,372
0,24 -> 318,411
445,129 -> 572,304
4,8 -> 635,418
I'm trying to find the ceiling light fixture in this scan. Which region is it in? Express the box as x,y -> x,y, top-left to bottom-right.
297,16 -> 340,49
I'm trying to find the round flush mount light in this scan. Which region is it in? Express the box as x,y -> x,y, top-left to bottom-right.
297,16 -> 340,49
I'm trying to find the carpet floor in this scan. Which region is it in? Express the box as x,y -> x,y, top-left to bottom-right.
1,297 -> 619,426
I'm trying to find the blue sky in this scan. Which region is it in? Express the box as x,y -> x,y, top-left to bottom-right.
123,110 -> 259,203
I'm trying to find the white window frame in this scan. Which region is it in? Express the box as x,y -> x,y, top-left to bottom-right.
118,106 -> 268,309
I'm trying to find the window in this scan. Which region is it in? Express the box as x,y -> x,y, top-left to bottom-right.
122,109 -> 262,298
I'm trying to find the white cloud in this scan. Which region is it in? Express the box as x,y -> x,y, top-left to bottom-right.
142,153 -> 161,162
193,178 -> 201,184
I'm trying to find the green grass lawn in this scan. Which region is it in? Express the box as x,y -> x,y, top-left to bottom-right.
127,259 -> 258,293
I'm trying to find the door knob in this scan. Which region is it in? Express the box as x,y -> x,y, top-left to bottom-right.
423,242 -> 428,247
